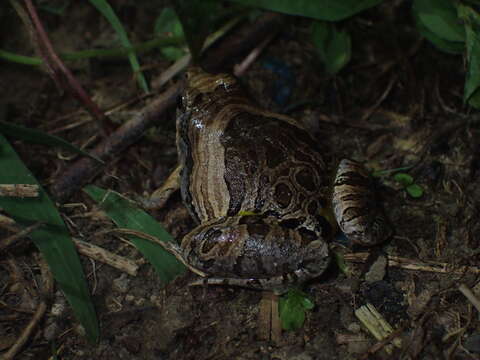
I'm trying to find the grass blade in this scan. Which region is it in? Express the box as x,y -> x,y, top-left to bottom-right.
0,134 -> 99,343
83,185 -> 186,283
89,0 -> 149,93
0,121 -> 104,164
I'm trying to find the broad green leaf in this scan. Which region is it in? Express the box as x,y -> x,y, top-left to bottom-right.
413,0 -> 465,42
227,0 -> 383,21
0,134 -> 99,343
154,7 -> 185,38
414,11 -> 464,54
172,0 -> 223,62
393,173 -> 414,186
279,289 -> 314,331
83,185 -> 186,283
0,121 -> 104,164
89,0 -> 149,93
458,5 -> 480,105
154,7 -> 187,61
467,89 -> 480,108
312,21 -> 351,75
406,184 -> 424,198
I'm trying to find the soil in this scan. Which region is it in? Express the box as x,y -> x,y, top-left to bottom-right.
1,2 -> 480,359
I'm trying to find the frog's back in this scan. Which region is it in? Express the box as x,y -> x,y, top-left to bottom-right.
178,67 -> 335,241
221,113 -> 334,239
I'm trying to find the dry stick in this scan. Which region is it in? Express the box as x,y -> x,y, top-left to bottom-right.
23,0 -> 108,128
0,184 -> 39,197
458,284 -> 480,314
52,82 -> 182,201
0,219 -> 138,276
233,33 -> 276,77
73,238 -> 139,276
51,12 -> 284,202
344,252 -> 480,275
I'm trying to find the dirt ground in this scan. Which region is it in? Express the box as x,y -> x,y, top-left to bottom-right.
1,2 -> 480,359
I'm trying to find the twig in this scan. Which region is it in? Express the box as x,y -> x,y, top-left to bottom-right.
458,284 -> 480,314
22,0 -> 108,129
0,184 -> 39,197
73,238 -> 138,276
355,303 -> 402,356
344,252 -> 480,275
234,33 -> 276,77
51,82 -> 182,201
258,292 -> 282,343
360,73 -> 398,121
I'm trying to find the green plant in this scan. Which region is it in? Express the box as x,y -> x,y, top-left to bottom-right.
394,172 -> 424,198
0,134 -> 99,343
279,289 -> 315,331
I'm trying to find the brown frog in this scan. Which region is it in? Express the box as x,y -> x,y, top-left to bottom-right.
146,67 -> 391,294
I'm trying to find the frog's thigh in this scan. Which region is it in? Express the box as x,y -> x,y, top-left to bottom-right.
181,215 -> 330,291
332,159 -> 392,245
141,164 -> 182,210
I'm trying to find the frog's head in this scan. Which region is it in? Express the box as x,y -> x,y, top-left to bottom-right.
182,66 -> 238,109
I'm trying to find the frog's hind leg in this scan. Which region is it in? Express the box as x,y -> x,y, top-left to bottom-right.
182,215 -> 330,294
140,164 -> 182,210
332,159 -> 393,246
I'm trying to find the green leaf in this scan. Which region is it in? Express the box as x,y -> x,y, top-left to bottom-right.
0,134 -> 99,343
161,47 -> 187,61
393,173 -> 414,186
279,289 -> 314,331
413,10 -> 465,54
458,5 -> 480,105
0,121 -> 104,164
154,7 -> 185,38
89,0 -> 149,93
413,0 -> 465,42
1,37 -> 184,66
226,0 -> 383,21
172,0 -> 224,62
406,184 -> 424,198
467,89 -> 480,108
83,185 -> 186,283
311,21 -> 351,75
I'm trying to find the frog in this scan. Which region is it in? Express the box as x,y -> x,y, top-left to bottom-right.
144,66 -> 392,294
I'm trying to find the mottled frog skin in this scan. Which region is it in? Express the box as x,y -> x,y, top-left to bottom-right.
167,67 -> 391,293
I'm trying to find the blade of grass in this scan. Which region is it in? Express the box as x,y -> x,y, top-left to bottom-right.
89,0 -> 149,93
0,36 -> 184,66
0,121 -> 104,164
83,185 -> 186,283
0,134 -> 99,343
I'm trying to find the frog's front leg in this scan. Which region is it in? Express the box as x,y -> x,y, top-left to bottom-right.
140,164 -> 182,210
181,215 -> 330,294
332,159 -> 393,245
